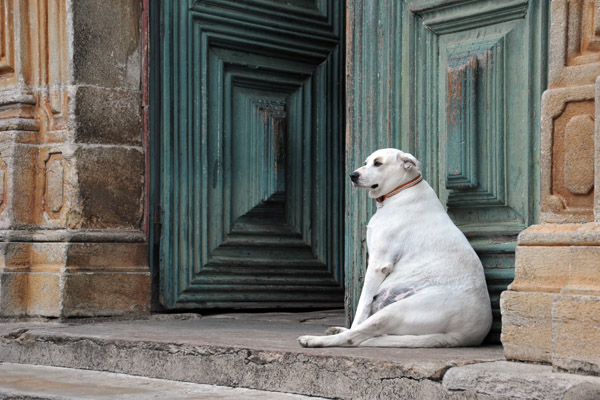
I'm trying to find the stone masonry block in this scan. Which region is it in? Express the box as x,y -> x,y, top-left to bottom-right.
30,243 -> 67,269
0,242 -> 32,269
72,0 -> 141,89
501,290 -> 553,363
0,242 -> 150,318
26,272 -> 62,317
0,272 -> 27,317
75,146 -> 144,229
59,242 -> 150,317
517,223 -> 600,246
510,246 -> 570,292
0,241 -> 63,318
444,361 -> 600,399
74,86 -> 142,146
65,243 -> 147,270
0,143 -> 38,229
553,294 -> 600,375
61,271 -> 150,318
563,246 -> 600,294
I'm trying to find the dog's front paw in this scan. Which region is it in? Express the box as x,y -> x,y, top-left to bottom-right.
297,335 -> 323,348
324,326 -> 348,335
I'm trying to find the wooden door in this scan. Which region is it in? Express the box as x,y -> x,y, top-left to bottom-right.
345,0 -> 549,340
154,0 -> 344,309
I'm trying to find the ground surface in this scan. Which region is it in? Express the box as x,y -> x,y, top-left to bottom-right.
0,362 -> 326,400
1,310 -> 599,399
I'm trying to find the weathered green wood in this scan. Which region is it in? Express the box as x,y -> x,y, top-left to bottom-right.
156,0 -> 345,309
344,0 -> 406,325
446,55 -> 478,190
345,0 -> 548,341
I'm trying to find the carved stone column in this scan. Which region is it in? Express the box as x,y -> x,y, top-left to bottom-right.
0,0 -> 150,317
501,0 -> 600,375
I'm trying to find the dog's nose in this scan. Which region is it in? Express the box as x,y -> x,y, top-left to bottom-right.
350,172 -> 360,182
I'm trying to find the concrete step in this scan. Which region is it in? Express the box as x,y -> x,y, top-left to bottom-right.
1,310 -> 600,399
0,362 -> 326,400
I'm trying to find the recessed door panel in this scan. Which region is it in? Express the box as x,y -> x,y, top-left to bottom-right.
156,0 -> 344,309
346,0 -> 548,340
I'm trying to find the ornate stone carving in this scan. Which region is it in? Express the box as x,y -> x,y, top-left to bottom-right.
0,156 -> 7,214
564,114 -> 595,195
565,0 -> 600,66
44,153 -> 64,217
0,0 -> 150,320
502,0 -> 600,375
0,0 -> 15,78
542,95 -> 596,222
0,1 -> 69,137
549,0 -> 600,88
596,77 -> 600,222
542,1 -> 600,220
31,0 -> 69,138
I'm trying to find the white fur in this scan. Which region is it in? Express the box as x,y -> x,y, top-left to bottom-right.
298,148 -> 492,348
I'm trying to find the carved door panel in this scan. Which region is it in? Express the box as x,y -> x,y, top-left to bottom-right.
156,0 -> 344,309
346,0 -> 548,340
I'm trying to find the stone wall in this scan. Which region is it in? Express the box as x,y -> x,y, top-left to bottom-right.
0,0 -> 149,318
501,0 -> 600,375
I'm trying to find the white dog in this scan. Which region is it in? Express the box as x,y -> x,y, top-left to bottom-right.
298,148 -> 492,348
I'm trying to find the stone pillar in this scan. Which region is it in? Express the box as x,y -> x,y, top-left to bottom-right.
0,0 -> 150,318
501,0 -> 600,375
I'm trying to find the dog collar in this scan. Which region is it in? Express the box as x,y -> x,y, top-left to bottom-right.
376,174 -> 423,207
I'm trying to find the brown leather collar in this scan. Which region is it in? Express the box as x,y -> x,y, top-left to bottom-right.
376,174 -> 423,205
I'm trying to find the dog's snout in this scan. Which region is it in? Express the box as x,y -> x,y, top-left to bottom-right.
350,172 -> 360,183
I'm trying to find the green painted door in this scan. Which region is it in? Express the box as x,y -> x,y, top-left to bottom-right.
155,0 -> 344,309
346,0 -> 549,340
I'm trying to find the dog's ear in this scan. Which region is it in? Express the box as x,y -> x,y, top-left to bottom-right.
397,152 -> 421,171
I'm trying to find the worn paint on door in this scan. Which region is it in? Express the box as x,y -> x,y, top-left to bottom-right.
345,0 -> 549,341
155,0 -> 345,309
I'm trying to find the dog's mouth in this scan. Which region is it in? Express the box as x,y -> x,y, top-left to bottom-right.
371,184 -> 379,189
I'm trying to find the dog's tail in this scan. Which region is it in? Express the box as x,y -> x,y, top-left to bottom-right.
358,333 -> 463,348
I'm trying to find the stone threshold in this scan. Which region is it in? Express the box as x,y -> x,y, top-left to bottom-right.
0,310 -> 599,399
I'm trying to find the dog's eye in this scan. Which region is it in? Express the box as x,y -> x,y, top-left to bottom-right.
374,161 -> 382,167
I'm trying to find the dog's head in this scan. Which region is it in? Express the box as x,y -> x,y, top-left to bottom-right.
349,148 -> 421,199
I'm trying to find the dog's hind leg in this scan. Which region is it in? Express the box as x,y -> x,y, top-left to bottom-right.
299,289 -> 462,348
299,305 -> 399,348
324,326 -> 348,335
299,327 -> 375,348
358,333 -> 460,348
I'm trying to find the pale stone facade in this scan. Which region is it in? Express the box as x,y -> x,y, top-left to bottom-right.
501,0 -> 600,375
0,0 -> 150,318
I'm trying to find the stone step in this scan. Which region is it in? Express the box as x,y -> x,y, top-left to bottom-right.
0,362 -> 326,400
1,310 -> 599,399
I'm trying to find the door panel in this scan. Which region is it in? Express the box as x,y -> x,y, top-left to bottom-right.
346,0 -> 548,340
411,1 -> 547,340
157,0 -> 344,309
